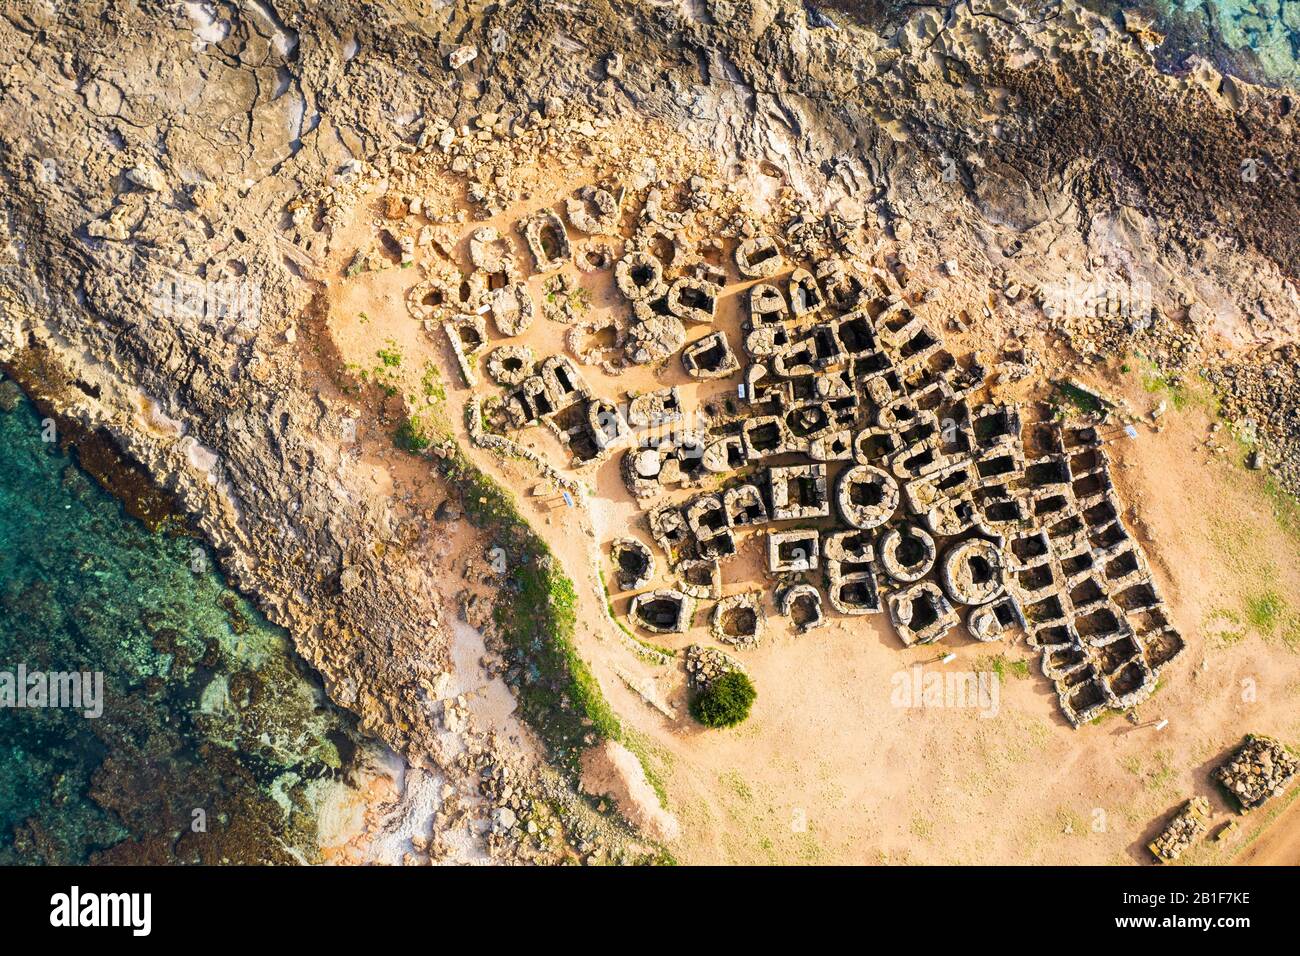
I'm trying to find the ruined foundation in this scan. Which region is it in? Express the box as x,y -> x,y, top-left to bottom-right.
422,174 -> 1185,729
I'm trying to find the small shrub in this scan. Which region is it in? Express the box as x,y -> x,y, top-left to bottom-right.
394,415 -> 431,452
691,671 -> 756,728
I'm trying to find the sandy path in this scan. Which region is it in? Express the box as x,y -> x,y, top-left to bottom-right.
1232,794 -> 1300,865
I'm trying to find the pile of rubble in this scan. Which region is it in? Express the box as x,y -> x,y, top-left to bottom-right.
1148,796 -> 1210,863
450,743 -> 655,865
1213,734 -> 1299,812
684,644 -> 742,691
1207,343 -> 1300,498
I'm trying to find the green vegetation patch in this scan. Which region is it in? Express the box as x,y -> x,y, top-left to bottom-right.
1245,590 -> 1286,634
380,357 -> 670,820
1242,590 -> 1300,649
1050,381 -> 1104,417
393,415 -> 432,452
978,653 -> 1030,682
1141,369 -> 1190,410
433,446 -> 626,778
360,346 -> 666,815
622,727 -> 673,809
1203,607 -> 1247,648
1134,356 -> 1215,413
690,670 -> 757,728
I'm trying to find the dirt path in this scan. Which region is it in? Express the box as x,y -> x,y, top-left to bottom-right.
1233,793 -> 1300,865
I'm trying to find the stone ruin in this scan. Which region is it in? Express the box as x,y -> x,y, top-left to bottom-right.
1146,734 -> 1298,862
409,181 -> 1186,729
608,234 -> 1183,725
609,537 -> 655,591
639,255 -> 1180,724
1148,796 -> 1210,863
824,529 -> 881,616
711,592 -> 764,649
887,580 -> 959,647
685,643 -> 743,691
1213,734 -> 1299,812
630,589 -> 694,635
779,583 -> 825,633
485,344 -> 534,386
682,330 -> 739,379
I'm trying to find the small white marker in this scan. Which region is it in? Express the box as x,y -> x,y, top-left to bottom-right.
941,653 -> 956,664
1154,719 -> 1169,731
476,303 -> 491,315
737,384 -> 746,399
1124,424 -> 1138,439
561,491 -> 574,507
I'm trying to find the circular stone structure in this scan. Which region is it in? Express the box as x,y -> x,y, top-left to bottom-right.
625,314 -> 686,365
779,583 -> 825,633
710,592 -> 764,648
630,589 -> 694,634
634,448 -> 662,477
485,344 -> 534,386
939,538 -> 1005,605
609,537 -> 655,591
576,241 -> 614,271
835,464 -> 899,529
614,250 -> 666,301
967,596 -> 1022,642
878,524 -> 937,583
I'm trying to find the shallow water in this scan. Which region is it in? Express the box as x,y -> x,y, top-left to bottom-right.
0,386 -> 365,864
1117,1 -> 1300,86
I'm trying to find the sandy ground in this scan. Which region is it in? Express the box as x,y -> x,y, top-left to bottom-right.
309,142 -> 1300,865
1232,792 -> 1300,865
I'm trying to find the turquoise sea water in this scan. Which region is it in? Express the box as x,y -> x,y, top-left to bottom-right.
0,384 -> 360,864
1116,1 -> 1300,86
